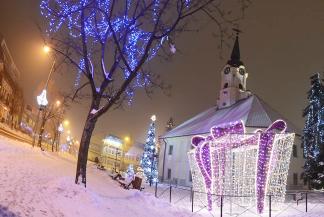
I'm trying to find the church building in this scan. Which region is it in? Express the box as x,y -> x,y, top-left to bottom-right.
158,33 -> 306,190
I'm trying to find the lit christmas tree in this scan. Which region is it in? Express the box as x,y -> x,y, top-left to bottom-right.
141,115 -> 158,185
303,73 -> 324,189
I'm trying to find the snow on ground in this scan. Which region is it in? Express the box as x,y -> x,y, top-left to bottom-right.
0,136 -> 196,217
1,136 -> 324,217
144,182 -> 324,217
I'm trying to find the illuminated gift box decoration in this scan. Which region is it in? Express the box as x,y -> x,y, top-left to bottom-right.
188,120 -> 295,213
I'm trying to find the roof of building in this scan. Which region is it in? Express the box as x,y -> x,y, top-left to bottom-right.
161,94 -> 301,139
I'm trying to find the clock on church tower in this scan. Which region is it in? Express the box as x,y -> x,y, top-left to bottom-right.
217,30 -> 251,109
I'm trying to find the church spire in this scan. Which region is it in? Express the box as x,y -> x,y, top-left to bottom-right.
227,29 -> 244,67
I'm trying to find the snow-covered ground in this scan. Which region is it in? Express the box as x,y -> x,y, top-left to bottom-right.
0,135 -> 324,217
0,136 -> 196,217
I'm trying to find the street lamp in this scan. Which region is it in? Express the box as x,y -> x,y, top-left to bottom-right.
32,45 -> 56,148
124,136 -> 130,143
63,120 -> 69,126
56,123 -> 64,151
56,100 -> 61,107
58,123 -> 64,133
43,45 -> 50,54
36,89 -> 48,107
32,89 -> 49,147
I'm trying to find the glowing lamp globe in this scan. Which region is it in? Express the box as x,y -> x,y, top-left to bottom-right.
151,115 -> 156,122
37,89 -> 48,107
43,45 -> 50,54
58,123 -> 64,133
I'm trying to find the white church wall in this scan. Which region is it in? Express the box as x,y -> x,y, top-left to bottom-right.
159,136 -> 202,186
286,136 -> 307,190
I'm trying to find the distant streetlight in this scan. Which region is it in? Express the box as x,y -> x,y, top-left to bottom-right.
55,123 -> 64,152
124,136 -> 130,143
58,123 -> 64,133
56,100 -> 61,107
63,120 -> 69,126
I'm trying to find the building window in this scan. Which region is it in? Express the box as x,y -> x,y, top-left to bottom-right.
301,173 -> 307,186
293,145 -> 297,157
304,178 -> 308,186
168,145 -> 173,155
224,83 -> 228,88
167,169 -> 171,179
293,173 -> 298,185
189,171 -> 192,182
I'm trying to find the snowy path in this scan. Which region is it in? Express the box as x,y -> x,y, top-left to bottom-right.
0,136 -> 194,217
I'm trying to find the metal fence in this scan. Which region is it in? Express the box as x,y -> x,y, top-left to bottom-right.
144,183 -> 324,217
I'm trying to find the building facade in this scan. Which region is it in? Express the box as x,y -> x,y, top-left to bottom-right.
20,105 -> 38,136
0,35 -> 24,129
88,135 -> 144,171
158,34 -> 306,190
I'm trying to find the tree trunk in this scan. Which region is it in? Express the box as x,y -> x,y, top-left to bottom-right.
37,116 -> 46,149
51,131 -> 57,152
56,133 -> 60,152
52,131 -> 58,152
75,111 -> 98,187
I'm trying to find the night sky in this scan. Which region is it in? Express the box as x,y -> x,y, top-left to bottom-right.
1,0 -> 324,143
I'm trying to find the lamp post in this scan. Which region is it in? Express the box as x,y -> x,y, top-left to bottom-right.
32,45 -> 56,148
57,123 -> 64,151
32,90 -> 48,147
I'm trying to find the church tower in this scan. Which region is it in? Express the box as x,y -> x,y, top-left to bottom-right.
217,30 -> 251,109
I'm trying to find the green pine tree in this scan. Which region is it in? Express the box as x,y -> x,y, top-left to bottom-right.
303,73 -> 324,189
140,115 -> 158,185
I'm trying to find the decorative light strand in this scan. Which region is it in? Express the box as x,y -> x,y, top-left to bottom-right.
188,120 -> 295,214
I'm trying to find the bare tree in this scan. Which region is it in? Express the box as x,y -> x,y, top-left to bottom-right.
37,94 -> 68,150
40,0 -> 250,186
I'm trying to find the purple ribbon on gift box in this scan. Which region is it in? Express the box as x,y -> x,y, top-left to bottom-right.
191,120 -> 287,213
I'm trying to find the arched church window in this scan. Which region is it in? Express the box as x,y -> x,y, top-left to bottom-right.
224,67 -> 230,74
224,83 -> 228,88
239,68 -> 245,75
239,84 -> 243,90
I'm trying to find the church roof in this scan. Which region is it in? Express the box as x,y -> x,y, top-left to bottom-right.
161,95 -> 301,139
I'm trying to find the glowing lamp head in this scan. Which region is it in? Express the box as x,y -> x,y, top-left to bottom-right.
124,136 -> 130,143
151,115 -> 156,122
37,89 -> 48,107
43,45 -> 50,54
58,123 -> 64,133
63,120 -> 69,126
